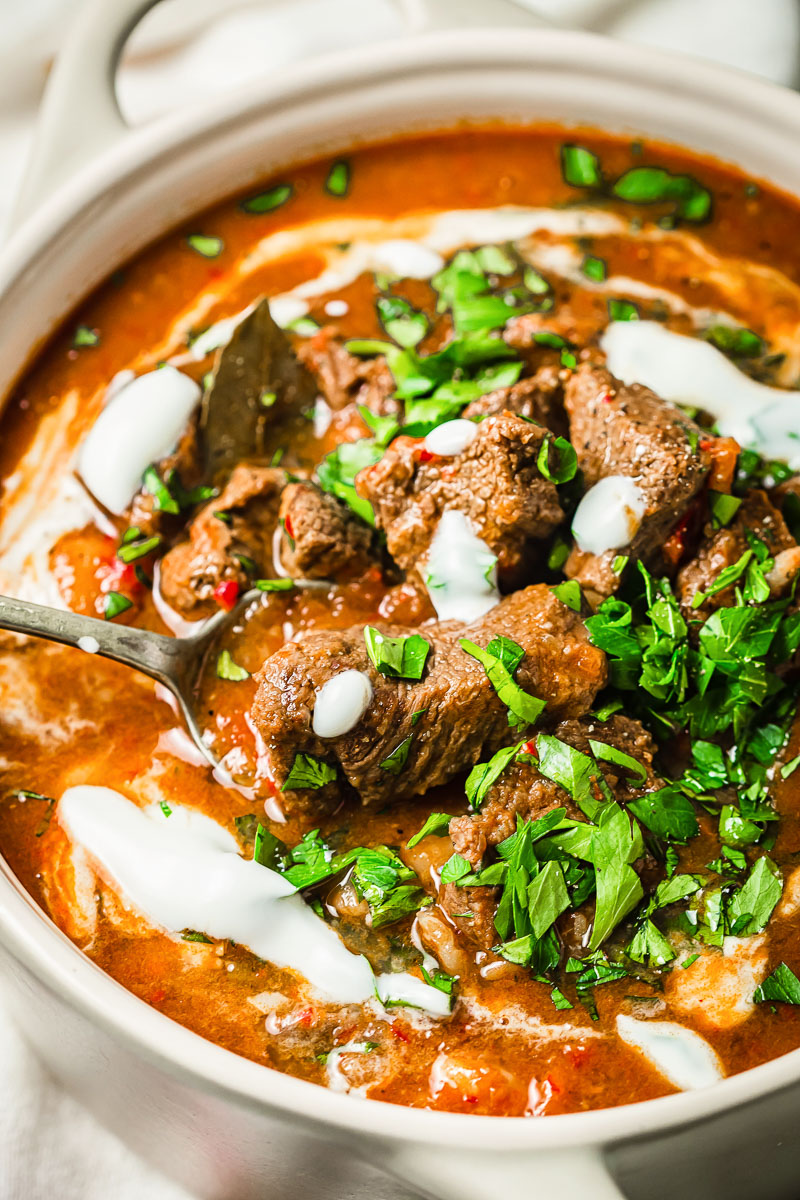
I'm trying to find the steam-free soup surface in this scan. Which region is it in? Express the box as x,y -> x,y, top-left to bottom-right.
3,128 -> 800,1115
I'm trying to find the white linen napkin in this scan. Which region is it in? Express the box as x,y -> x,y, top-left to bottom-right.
0,2 -> 796,1197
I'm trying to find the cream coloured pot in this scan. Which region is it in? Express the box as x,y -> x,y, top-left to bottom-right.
2,2 -> 800,1197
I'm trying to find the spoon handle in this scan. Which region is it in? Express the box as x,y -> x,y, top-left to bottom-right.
0,592 -> 191,691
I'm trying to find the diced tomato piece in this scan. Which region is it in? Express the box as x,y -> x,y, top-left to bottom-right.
283,514 -> 294,539
566,1044 -> 591,1068
105,559 -> 141,593
418,449 -> 436,464
213,580 -> 240,611
700,435 -> 740,493
297,1008 -> 315,1028
391,1023 -> 410,1043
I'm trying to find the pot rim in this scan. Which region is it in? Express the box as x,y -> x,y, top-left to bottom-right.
3,23 -> 800,1148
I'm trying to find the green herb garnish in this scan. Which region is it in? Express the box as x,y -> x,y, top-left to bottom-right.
241,184 -> 293,214
216,650 -> 250,682
283,753 -> 337,790
364,627 -> 430,679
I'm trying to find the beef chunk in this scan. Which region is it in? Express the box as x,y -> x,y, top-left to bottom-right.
298,328 -> 397,415
250,584 -> 607,815
462,365 -> 567,437
158,465 -> 285,616
355,411 -> 563,579
127,417 -> 203,540
564,364 -> 711,602
438,881 -> 500,950
277,481 -> 374,580
449,714 -> 659,866
677,489 -> 797,619
443,714 -> 662,948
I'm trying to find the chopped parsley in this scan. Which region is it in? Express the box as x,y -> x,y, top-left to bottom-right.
104,591 -> 132,621
216,650 -> 250,682
240,184 -> 293,214
561,146 -> 712,224
379,736 -> 413,775
754,962 -> 800,1005
561,144 -> 602,188
364,627 -> 430,680
608,298 -> 639,322
73,324 -> 99,348
116,528 -> 161,563
537,435 -> 579,484
550,580 -> 582,612
186,234 -> 224,258
283,753 -> 337,791
407,811 -> 451,848
376,295 -> 428,349
254,578 -> 295,592
316,438 -> 381,525
460,637 -> 546,728
581,254 -> 607,282
325,161 -> 350,197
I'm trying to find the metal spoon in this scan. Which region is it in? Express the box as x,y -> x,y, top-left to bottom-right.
0,590 -> 261,766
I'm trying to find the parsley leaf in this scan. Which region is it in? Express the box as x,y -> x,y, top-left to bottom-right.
561,144 -> 602,188
754,962 -> 800,1005
364,627 -> 430,680
407,812 -> 451,848
727,856 -> 782,936
627,785 -> 699,842
216,650 -> 250,681
465,742 -> 523,811
460,638 -> 546,728
379,736 -> 413,775
283,754 -> 337,791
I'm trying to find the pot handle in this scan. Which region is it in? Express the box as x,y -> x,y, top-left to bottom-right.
11,0 -> 548,231
387,1143 -> 627,1200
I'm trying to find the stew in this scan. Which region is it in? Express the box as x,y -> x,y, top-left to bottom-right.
3,127 -> 800,1116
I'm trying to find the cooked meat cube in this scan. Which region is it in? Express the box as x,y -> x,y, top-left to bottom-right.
250,584 -> 607,815
298,327 -> 398,415
277,481 -> 375,580
355,411 -> 563,579
437,881 -> 500,951
443,714 -> 662,948
201,299 -> 319,480
564,363 -> 711,602
449,714 -> 660,865
677,488 -> 797,618
158,464 -> 285,616
127,417 -> 202,540
462,365 -> 567,437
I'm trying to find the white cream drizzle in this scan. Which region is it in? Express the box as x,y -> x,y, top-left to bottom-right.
424,510 -> 499,622
616,1014 -> 723,1091
79,367 -> 201,514
57,786 -> 449,1016
424,418 -> 478,457
312,670 -> 373,738
572,475 -> 647,556
155,727 -> 210,769
603,321 -> 800,468
324,1039 -> 374,1096
150,562 -> 208,639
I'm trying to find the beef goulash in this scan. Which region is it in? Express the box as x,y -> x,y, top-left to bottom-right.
5,129 -> 800,1114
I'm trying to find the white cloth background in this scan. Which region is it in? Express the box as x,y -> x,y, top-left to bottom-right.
0,1 -> 797,1196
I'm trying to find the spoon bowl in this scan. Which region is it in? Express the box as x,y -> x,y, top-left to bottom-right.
0,590 -> 261,765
